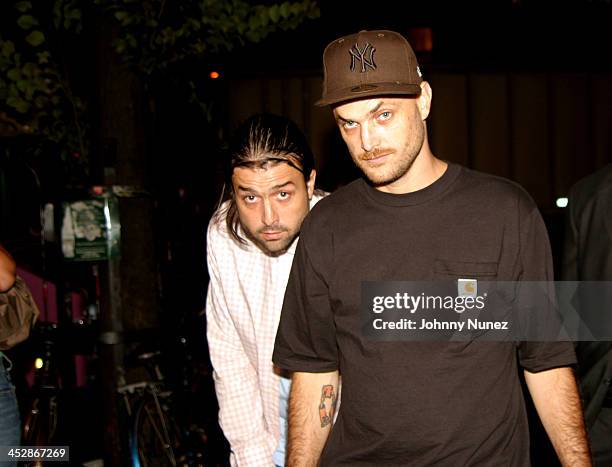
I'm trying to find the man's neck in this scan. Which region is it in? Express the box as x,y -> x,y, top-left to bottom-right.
377,153 -> 448,195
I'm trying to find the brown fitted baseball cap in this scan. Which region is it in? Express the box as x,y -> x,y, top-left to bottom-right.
316,29 -> 423,107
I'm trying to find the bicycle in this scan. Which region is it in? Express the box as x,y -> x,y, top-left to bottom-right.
118,345 -> 208,466
20,323 -> 61,466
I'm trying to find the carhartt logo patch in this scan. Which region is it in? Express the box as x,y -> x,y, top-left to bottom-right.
458,279 -> 477,297
349,42 -> 376,73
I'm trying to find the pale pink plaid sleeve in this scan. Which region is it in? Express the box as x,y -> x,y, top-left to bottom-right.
205,224 -> 277,466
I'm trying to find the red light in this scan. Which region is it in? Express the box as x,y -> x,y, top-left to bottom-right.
92,186 -> 104,195
209,71 -> 220,79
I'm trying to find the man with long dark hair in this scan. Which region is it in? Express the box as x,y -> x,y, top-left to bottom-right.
206,113 -> 325,466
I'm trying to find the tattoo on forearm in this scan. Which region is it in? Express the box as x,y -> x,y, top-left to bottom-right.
319,384 -> 336,428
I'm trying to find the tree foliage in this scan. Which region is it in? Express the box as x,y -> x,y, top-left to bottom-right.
0,0 -> 319,177
97,0 -> 320,76
0,0 -> 87,174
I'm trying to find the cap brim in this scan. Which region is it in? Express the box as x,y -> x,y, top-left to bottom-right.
315,83 -> 422,107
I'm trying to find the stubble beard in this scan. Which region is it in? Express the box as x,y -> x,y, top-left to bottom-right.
240,208 -> 308,257
241,223 -> 295,257
354,120 -> 425,187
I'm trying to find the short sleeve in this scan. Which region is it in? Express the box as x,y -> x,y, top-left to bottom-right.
273,213 -> 339,373
514,190 -> 577,372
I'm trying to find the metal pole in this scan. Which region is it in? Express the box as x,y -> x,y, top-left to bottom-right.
98,255 -> 124,466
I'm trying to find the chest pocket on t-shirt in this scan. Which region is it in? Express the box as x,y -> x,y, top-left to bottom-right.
433,259 -> 498,280
433,259 -> 508,340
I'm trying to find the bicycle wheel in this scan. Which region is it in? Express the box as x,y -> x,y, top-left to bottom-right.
22,395 -> 58,466
130,390 -> 182,467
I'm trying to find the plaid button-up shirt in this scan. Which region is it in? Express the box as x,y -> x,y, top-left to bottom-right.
206,195 -> 324,466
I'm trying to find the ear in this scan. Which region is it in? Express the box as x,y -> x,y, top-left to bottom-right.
306,169 -> 317,199
417,81 -> 432,121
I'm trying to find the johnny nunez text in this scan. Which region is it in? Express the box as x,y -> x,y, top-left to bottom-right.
372,318 -> 509,331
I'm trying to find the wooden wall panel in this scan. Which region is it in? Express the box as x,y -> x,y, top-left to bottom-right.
226,71 -> 612,204
304,77 -> 358,191
228,79 -> 263,130
469,73 -> 511,178
509,73 -> 551,207
285,78 -> 306,131
263,78 -> 283,115
592,72 -> 612,170
550,73 -> 590,197
428,73 -> 469,166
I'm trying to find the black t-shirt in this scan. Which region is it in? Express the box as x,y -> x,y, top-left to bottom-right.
273,163 -> 576,466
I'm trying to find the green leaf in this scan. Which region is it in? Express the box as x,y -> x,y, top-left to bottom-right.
17,78 -> 36,99
307,6 -> 320,19
53,0 -> 63,29
1,41 -> 16,57
114,11 -> 129,23
26,31 -> 45,47
279,2 -> 290,18
65,3 -> 82,20
17,15 -> 39,30
114,39 -> 126,54
248,14 -> 260,30
7,68 -> 21,81
245,30 -> 261,42
269,5 -> 280,22
25,83 -> 36,100
126,33 -> 137,48
15,1 -> 32,13
258,10 -> 269,27
7,96 -> 30,113
290,2 -> 305,16
34,77 -> 50,94
37,51 -> 50,64
17,79 -> 28,92
8,83 -> 19,98
22,62 -> 38,77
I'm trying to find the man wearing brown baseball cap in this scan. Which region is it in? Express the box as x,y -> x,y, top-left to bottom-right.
273,30 -> 591,466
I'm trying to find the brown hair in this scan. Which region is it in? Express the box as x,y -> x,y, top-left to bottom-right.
216,113 -> 315,245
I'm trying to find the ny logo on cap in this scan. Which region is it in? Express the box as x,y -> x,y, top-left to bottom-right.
349,42 -> 376,73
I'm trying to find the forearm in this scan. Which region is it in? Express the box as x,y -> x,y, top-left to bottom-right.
525,367 -> 591,466
207,317 -> 274,464
287,371 -> 339,467
214,371 -> 275,466
0,245 -> 16,292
